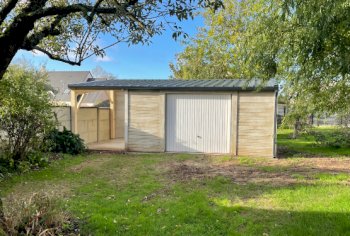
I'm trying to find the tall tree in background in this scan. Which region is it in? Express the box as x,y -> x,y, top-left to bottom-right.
0,0 -> 223,79
171,0 -> 350,133
170,0 -> 260,79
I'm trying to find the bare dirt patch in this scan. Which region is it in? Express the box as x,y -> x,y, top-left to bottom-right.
69,157 -> 112,173
164,156 -> 350,186
167,162 -> 300,186
257,157 -> 350,173
294,158 -> 350,172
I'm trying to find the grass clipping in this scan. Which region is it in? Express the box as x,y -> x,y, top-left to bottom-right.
0,192 -> 78,235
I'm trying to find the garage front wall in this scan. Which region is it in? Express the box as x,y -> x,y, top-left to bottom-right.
127,91 -> 276,157
128,91 -> 165,152
166,94 -> 232,153
237,92 -> 276,157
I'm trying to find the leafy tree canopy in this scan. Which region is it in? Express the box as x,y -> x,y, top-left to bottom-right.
171,0 -> 350,118
0,0 -> 223,78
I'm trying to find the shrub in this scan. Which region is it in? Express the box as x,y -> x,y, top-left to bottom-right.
309,128 -> 350,148
0,192 -> 79,235
46,128 -> 85,155
27,151 -> 49,169
0,66 -> 54,171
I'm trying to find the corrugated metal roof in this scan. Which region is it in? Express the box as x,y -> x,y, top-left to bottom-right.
68,79 -> 278,91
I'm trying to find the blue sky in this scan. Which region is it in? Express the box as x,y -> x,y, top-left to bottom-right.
13,16 -> 204,80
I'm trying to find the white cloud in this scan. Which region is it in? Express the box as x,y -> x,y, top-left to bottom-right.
94,55 -> 113,62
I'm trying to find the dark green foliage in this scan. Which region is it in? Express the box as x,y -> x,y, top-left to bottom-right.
0,66 -> 54,173
27,151 -> 49,169
0,152 -> 12,176
0,151 -> 49,175
309,128 -> 350,148
46,128 -> 85,155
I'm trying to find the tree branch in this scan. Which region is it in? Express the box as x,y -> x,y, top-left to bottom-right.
34,4 -> 115,19
22,15 -> 64,50
86,0 -> 104,23
31,3 -> 152,35
32,46 -> 81,66
82,37 -> 128,61
0,0 -> 19,25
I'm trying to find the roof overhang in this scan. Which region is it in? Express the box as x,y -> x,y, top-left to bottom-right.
68,79 -> 278,92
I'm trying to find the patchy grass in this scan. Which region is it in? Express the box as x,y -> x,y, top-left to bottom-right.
1,191 -> 78,235
278,127 -> 350,157
2,152 -> 350,235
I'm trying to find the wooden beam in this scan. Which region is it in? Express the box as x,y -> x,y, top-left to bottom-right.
71,89 -> 102,94
70,90 -> 78,134
77,93 -> 86,109
124,90 -> 129,150
97,107 -> 100,142
231,92 -> 238,156
273,91 -> 278,158
109,90 -> 116,139
159,93 -> 166,152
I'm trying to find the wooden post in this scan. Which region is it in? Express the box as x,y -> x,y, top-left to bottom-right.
109,90 -> 116,139
124,90 -> 129,150
159,93 -> 166,152
231,92 -> 238,156
70,90 -> 78,134
274,91 -> 278,158
97,108 -> 100,142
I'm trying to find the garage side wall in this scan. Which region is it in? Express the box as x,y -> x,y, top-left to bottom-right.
128,91 -> 165,152
115,90 -> 125,139
237,92 -> 276,157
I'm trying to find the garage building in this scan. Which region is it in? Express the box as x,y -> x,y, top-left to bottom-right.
68,79 -> 278,157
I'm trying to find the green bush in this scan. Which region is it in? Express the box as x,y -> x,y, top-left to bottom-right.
27,151 -> 49,169
0,152 -> 12,176
309,128 -> 350,148
0,66 -> 54,172
46,128 -> 85,155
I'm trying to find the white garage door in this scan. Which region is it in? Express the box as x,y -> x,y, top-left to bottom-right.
166,94 -> 231,153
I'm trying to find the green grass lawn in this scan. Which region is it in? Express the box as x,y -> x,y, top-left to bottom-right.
278,127 -> 350,157
1,128 -> 350,235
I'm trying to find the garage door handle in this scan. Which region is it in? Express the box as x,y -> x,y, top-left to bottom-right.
197,136 -> 202,139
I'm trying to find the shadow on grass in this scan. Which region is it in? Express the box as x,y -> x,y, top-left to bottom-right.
211,203 -> 350,235
68,176 -> 350,235
277,145 -> 350,158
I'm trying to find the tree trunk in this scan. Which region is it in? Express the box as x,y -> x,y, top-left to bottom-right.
0,3 -> 40,79
309,114 -> 314,126
0,197 -> 4,224
0,41 -> 19,79
292,118 -> 301,139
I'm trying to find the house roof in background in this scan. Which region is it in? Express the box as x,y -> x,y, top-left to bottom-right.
47,71 -> 108,105
68,79 -> 278,91
48,71 -> 92,102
